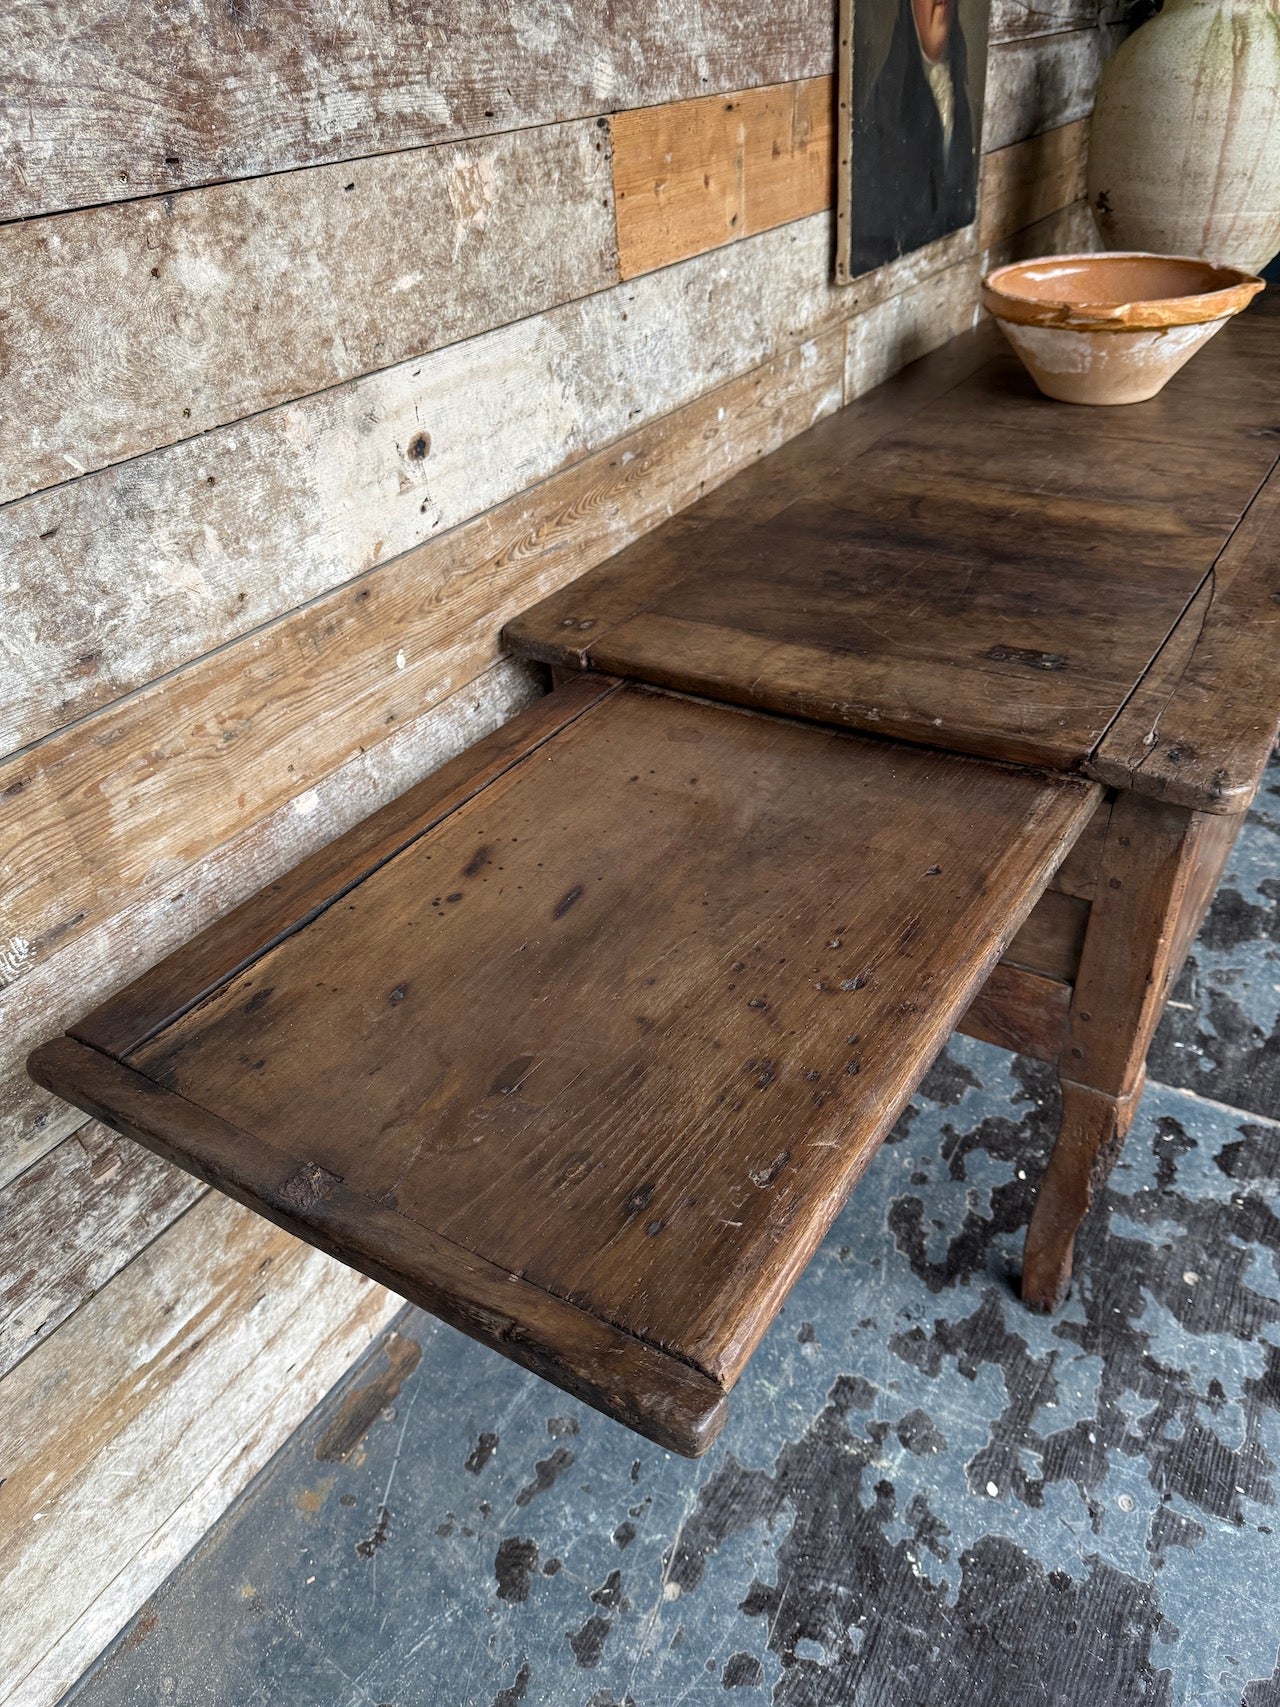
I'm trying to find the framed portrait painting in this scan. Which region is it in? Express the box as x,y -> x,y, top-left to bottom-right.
837,0 -> 991,282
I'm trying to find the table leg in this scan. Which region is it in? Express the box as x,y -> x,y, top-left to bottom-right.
1023,1074 -> 1144,1311
1021,790 -> 1242,1312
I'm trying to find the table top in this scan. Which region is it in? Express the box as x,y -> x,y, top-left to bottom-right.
33,676 -> 1096,1452
507,298 -> 1280,815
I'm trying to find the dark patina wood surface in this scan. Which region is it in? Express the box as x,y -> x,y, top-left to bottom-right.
507,298 -> 1280,813
30,678 -> 1096,1453
507,297 -> 1280,1313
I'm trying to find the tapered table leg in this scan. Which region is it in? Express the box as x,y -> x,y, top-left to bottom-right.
1021,791 -> 1241,1309
1022,1075 -> 1144,1312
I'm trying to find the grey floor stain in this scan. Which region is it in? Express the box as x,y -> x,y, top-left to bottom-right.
1149,758 -> 1280,1124
66,759 -> 1280,1707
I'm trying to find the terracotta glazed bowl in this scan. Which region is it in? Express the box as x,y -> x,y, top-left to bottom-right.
981,252 -> 1264,406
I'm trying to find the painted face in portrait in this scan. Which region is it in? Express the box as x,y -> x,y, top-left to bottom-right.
911,0 -> 953,62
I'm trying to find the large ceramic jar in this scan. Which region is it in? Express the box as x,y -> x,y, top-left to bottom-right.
1087,0 -> 1280,271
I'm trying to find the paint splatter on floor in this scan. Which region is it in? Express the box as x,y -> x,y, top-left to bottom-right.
68,762 -> 1280,1707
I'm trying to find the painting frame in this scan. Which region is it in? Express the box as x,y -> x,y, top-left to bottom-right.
836,0 -> 990,285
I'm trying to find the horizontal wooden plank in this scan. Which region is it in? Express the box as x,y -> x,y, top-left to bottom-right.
3,212 -> 850,756
7,206 -> 1006,767
0,35 -> 1107,512
0,1191 -> 398,1707
957,962 -> 1072,1062
1,334 -> 845,1186
0,3 -> 1088,229
613,77 -> 832,279
607,58 -> 1099,283
0,1 -> 833,222
0,1123 -> 203,1379
989,0 -> 1111,43
977,118 -> 1088,248
983,26 -> 1119,154
846,254 -> 984,398
981,195 -> 1099,271
0,121 -> 616,506
0,659 -> 543,1191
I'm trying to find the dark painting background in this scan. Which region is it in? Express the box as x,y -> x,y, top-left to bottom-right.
839,0 -> 990,280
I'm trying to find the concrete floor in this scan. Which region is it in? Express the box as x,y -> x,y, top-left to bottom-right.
68,758 -> 1280,1707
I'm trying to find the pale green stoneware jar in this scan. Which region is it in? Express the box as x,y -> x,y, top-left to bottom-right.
1088,0 -> 1280,271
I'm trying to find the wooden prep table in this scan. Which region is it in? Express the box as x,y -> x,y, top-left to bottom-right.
506,295 -> 1280,1314
30,297 -> 1280,1452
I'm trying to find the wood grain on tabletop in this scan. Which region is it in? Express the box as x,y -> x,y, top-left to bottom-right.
40,684 -> 1097,1444
1089,453 -> 1280,814
27,1037 -> 729,1460
505,318 -> 1003,660
508,308 -> 1280,795
73,674 -> 622,1059
1087,303 -> 1280,817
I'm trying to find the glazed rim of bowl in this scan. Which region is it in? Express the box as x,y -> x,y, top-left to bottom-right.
981,252 -> 1264,331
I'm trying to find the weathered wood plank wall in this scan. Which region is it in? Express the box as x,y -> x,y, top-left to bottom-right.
0,2 -> 1114,1697
0,1 -> 832,219
0,122 -> 619,503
